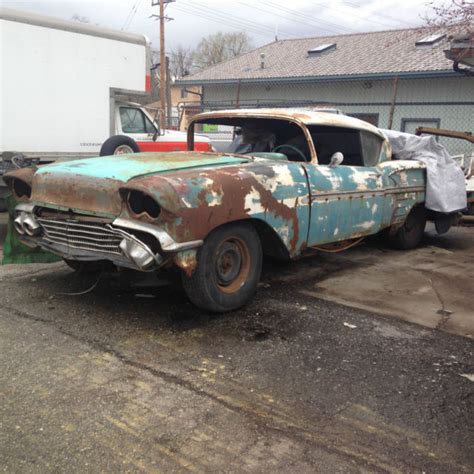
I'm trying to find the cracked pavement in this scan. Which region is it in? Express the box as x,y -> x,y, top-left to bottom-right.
0,215 -> 473,472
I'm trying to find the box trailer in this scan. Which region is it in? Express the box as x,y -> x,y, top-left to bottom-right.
0,7 -> 210,207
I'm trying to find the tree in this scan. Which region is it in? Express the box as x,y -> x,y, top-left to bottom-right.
193,31 -> 253,69
169,45 -> 194,79
424,0 -> 473,31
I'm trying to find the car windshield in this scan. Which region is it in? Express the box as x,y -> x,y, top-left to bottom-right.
194,117 -> 311,162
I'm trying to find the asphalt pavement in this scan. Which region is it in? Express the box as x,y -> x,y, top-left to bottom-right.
0,215 -> 473,472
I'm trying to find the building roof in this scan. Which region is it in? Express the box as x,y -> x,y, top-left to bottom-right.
191,108 -> 384,137
179,27 -> 456,84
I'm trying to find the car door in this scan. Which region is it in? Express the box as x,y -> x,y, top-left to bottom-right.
303,127 -> 390,246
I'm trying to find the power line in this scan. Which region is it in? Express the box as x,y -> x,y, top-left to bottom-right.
178,1 -> 294,37
237,0 -> 354,35
173,4 -> 291,37
261,0 -> 416,30
121,0 -> 143,31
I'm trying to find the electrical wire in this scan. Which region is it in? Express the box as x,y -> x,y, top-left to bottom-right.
261,0 -> 416,30
236,0 -> 354,35
171,1 -> 294,40
121,0 -> 143,31
177,2 -> 293,37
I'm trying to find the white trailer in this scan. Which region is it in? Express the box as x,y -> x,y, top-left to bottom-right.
0,7 -> 210,208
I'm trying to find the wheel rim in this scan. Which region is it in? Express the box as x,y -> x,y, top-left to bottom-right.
114,145 -> 134,155
215,237 -> 251,294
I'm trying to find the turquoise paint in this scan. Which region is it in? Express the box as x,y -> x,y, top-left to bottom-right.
36,152 -> 250,183
304,164 -> 389,245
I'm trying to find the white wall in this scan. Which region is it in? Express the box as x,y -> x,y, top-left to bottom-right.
0,18 -> 147,154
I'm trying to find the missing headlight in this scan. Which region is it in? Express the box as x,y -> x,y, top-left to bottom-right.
12,178 -> 32,199
127,190 -> 161,219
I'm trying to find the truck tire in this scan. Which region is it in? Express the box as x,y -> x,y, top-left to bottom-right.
181,222 -> 262,312
389,205 -> 427,250
100,135 -> 140,156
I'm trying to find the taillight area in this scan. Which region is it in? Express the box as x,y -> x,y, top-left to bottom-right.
127,190 -> 161,219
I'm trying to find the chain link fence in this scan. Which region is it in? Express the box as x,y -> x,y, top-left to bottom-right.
166,76 -> 473,162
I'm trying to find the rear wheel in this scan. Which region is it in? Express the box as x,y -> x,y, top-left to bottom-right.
181,222 -> 262,312
389,205 -> 426,250
100,135 -> 140,156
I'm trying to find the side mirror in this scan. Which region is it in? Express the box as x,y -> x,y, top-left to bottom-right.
329,152 -> 344,167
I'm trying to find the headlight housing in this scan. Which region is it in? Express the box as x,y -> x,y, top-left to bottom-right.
11,178 -> 32,200
126,190 -> 161,219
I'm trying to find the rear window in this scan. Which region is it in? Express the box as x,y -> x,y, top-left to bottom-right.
360,131 -> 383,166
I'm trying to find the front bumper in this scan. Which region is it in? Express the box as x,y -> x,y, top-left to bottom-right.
14,204 -> 203,271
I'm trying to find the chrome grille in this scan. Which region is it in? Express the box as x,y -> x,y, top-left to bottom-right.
38,218 -> 123,255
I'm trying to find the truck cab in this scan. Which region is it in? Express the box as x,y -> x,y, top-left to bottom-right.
104,103 -> 212,156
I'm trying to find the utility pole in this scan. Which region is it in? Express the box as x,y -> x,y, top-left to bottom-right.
151,0 -> 174,130
158,0 -> 166,130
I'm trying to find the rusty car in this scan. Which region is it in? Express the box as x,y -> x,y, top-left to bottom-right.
5,108 -> 444,312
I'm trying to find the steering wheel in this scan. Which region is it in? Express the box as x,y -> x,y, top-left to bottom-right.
271,144 -> 308,162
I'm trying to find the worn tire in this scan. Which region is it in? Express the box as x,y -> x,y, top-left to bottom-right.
181,222 -> 262,312
63,259 -> 112,273
389,205 -> 427,250
100,135 -> 140,156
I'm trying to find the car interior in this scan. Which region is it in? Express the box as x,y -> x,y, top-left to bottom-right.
193,117 -> 382,167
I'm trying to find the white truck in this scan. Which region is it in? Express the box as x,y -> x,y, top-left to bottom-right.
0,7 -> 210,208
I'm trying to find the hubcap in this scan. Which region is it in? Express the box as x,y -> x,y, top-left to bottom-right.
215,237 -> 251,294
114,145 -> 134,155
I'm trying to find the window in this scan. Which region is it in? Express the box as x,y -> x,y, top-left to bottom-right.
120,107 -> 156,134
360,131 -> 383,167
180,88 -> 188,99
307,43 -> 337,56
415,33 -> 446,49
401,118 -> 440,136
309,125 -> 363,166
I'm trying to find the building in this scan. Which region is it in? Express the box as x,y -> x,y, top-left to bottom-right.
177,27 -> 473,155
145,84 -> 202,130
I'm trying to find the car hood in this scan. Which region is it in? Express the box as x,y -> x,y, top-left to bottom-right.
30,152 -> 250,216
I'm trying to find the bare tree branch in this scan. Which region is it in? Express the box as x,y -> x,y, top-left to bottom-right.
193,31 -> 253,70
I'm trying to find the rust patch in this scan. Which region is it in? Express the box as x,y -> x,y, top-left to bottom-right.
31,171 -> 124,216
129,163 -> 302,254
173,249 -> 198,276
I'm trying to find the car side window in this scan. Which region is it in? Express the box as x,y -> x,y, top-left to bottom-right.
360,131 -> 383,167
309,125 -> 363,166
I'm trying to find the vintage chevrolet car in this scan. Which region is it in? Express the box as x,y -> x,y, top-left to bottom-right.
6,109 -> 432,312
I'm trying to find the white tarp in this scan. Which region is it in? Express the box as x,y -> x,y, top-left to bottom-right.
382,130 -> 467,213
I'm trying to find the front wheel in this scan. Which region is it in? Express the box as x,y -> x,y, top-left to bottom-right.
181,222 -> 262,312
100,135 -> 140,156
389,205 -> 427,250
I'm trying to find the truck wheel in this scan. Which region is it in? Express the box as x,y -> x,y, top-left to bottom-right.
181,222 -> 262,312
389,205 -> 427,250
100,135 -> 140,156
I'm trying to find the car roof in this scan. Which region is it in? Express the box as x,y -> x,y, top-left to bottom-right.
192,108 -> 385,138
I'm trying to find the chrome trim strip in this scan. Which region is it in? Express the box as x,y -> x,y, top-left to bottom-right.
112,217 -> 203,252
310,186 -> 425,200
15,203 -> 35,213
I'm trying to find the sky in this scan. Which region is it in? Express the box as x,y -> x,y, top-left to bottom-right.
3,0 -> 446,52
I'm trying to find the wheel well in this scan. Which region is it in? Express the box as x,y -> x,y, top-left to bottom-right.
209,218 -> 290,260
